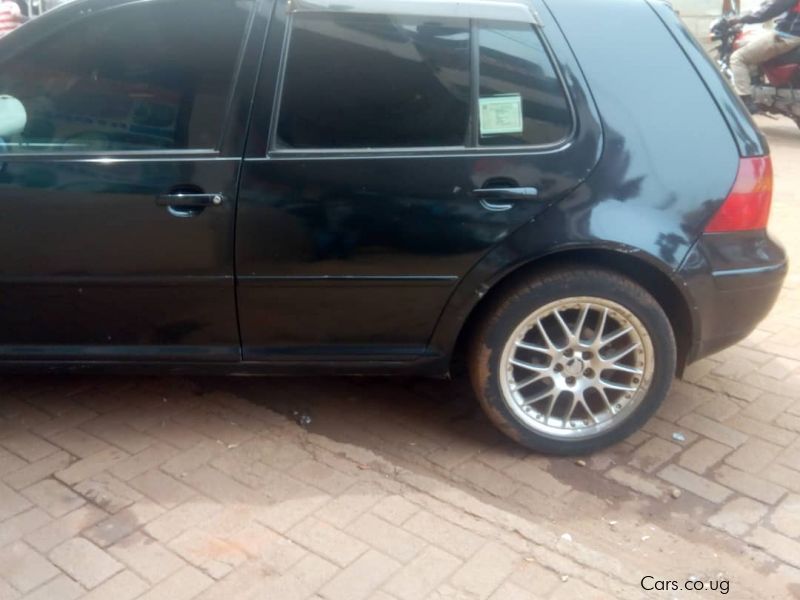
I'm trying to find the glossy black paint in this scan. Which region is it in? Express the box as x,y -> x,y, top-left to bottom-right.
0,0 -> 269,362
0,0 -> 786,376
235,0 -> 602,360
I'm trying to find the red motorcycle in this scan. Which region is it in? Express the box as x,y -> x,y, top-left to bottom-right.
710,16 -> 800,128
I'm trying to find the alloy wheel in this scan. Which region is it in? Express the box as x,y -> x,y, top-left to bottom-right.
499,297 -> 655,440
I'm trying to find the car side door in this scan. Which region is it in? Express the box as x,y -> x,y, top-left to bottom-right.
236,1 -> 602,364
0,0 -> 268,363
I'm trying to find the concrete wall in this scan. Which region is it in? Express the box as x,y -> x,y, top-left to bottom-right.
672,0 -> 723,48
671,0 -> 763,51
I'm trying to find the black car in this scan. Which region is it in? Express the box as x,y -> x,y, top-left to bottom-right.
0,0 -> 786,454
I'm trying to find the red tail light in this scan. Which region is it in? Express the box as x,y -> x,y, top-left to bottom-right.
705,156 -> 773,233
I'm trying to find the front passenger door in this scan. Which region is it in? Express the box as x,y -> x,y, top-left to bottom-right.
0,0 -> 265,362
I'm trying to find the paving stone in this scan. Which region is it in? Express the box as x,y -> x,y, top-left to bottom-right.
290,459 -> 357,495
713,465 -> 787,505
0,482 -> 32,522
25,505 -> 107,552
159,441 -> 221,478
694,396 -> 741,421
779,439 -> 800,469
747,527 -> 800,569
346,513 -> 426,563
452,460 -> 518,498
658,465 -> 732,503
770,494 -> 800,539
49,429 -> 109,458
74,473 -> 142,514
677,414 -> 748,448
371,495 -> 420,526
21,574 -> 83,600
259,491 -> 334,534
504,460 -> 572,498
144,498 -> 222,543
403,511 -> 484,559
708,497 -> 769,537
488,581 -> 538,600
383,546 -> 461,600
286,516 -> 368,568
128,470 -> 195,510
49,537 -> 123,589
80,570 -> 149,600
641,417 -> 698,446
319,549 -> 401,600
54,447 -> 129,486
85,423 -> 155,455
605,466 -> 669,499
83,501 -> 166,548
726,415 -> 797,447
182,465 -> 262,506
258,553 -> 338,600
312,482 -> 383,529
510,560 -> 560,596
724,438 -> 783,474
229,523 -> 307,573
550,578 -> 615,600
0,432 -> 58,463
2,452 -> 73,491
109,443 -> 179,481
21,479 -> 85,517
0,542 -> 59,593
134,565 -> 213,600
763,464 -> 800,494
628,437 -> 682,473
450,541 -> 519,599
758,357 -> 800,379
0,508 -> 50,549
108,532 -> 185,584
741,395 -> 796,423
655,384 -> 708,422
168,529 -> 247,580
678,439 -> 731,474
0,448 -> 26,479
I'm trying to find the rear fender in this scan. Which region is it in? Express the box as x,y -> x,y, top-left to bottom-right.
429,210 -> 698,364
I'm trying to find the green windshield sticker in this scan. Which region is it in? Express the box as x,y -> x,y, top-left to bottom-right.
479,94 -> 523,136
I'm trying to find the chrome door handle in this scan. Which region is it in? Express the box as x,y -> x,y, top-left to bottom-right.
156,193 -> 226,208
473,187 -> 539,201
473,187 -> 539,212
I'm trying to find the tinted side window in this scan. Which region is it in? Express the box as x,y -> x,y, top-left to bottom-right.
0,0 -> 254,153
277,13 -> 471,149
478,22 -> 571,146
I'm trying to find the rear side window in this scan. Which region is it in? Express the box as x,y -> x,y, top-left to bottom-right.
0,0 -> 254,154
275,12 -> 572,151
478,22 -> 572,146
276,13 -> 471,149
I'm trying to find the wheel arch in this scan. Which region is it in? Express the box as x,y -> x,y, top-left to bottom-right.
441,246 -> 696,377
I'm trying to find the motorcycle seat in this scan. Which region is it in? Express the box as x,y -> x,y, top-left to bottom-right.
765,44 -> 800,67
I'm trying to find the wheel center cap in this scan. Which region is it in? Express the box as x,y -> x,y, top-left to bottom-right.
563,357 -> 584,377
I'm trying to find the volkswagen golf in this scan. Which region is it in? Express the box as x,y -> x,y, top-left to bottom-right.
0,0 -> 787,454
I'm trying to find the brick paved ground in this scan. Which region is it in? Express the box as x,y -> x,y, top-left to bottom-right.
1,117 -> 799,599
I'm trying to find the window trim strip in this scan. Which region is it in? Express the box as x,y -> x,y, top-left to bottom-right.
267,8 -> 577,157
289,0 -> 541,26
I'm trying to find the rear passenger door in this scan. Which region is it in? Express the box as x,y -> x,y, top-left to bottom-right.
236,1 -> 602,362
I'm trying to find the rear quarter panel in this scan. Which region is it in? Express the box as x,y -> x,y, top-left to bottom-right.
431,0 -> 743,357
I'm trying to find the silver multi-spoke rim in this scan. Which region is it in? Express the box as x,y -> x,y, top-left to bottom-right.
499,297 -> 655,440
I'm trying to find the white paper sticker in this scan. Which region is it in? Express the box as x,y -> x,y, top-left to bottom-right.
479,94 -> 523,136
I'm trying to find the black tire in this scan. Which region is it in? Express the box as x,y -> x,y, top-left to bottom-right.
469,267 -> 676,455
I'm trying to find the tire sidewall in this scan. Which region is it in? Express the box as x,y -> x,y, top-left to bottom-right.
472,270 -> 676,455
